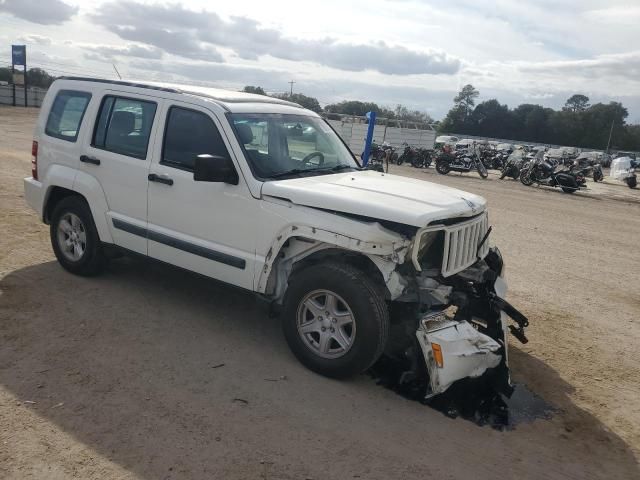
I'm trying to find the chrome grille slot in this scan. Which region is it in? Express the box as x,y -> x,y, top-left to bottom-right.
441,212 -> 489,277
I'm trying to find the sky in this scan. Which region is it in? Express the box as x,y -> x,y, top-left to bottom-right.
1,0 -> 640,121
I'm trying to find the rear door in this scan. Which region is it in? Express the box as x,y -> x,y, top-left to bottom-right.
79,90 -> 162,254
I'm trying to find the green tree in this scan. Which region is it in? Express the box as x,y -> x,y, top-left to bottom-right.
26,68 -> 55,88
454,84 -> 479,118
274,92 -> 322,113
439,85 -> 479,134
563,94 -> 590,113
242,85 -> 266,95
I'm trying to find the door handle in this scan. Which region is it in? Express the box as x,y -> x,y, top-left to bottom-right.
80,155 -> 100,165
148,173 -> 174,186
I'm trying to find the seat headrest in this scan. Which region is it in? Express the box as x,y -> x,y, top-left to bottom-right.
235,123 -> 254,145
110,111 -> 135,136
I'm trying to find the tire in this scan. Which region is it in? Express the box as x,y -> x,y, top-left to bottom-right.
477,161 -> 489,179
397,154 -> 405,166
520,170 -> 534,186
50,195 -> 106,276
435,160 -> 450,175
281,262 -> 389,379
626,176 -> 637,189
499,169 -> 508,180
561,187 -> 576,194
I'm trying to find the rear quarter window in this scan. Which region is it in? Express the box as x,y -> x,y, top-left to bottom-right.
44,90 -> 92,142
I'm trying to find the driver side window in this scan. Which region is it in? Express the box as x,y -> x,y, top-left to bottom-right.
162,107 -> 230,172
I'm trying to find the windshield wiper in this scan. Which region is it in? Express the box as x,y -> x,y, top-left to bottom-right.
267,164 -> 356,180
267,169 -> 307,180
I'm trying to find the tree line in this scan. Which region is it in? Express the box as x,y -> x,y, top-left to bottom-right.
242,86 -> 433,124
439,85 -> 639,151
0,67 -> 56,89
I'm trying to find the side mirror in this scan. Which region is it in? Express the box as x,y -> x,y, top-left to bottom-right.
194,154 -> 239,184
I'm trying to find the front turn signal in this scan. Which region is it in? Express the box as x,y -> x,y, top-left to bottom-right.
431,343 -> 444,368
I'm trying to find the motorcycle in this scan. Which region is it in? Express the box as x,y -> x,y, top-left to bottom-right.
435,143 -> 488,179
397,143 -> 418,166
362,142 -> 397,173
520,151 -> 584,193
481,148 -> 504,170
571,157 -> 603,182
610,157 -> 638,188
499,150 -> 525,180
413,147 -> 433,168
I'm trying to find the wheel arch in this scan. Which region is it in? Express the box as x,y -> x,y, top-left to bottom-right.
257,226 -> 409,305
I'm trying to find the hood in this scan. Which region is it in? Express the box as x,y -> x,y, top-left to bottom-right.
261,170 -> 486,227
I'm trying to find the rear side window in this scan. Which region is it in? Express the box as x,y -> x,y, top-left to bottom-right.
45,90 -> 91,142
162,107 -> 230,171
93,96 -> 157,159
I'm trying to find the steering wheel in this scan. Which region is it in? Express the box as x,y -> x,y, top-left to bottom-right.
301,151 -> 325,167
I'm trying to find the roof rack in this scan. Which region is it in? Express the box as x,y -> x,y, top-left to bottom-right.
58,77 -> 180,93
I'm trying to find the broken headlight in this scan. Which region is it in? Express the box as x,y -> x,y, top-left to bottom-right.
411,230 -> 442,271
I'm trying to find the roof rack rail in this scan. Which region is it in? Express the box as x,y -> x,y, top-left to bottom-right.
58,77 -> 180,94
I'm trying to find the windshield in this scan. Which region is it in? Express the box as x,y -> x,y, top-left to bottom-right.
229,113 -> 359,180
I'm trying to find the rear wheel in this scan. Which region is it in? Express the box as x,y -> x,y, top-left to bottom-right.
282,262 -> 389,378
50,196 -> 106,276
626,176 -> 637,188
436,160 -> 450,175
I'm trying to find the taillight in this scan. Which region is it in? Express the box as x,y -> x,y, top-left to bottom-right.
31,141 -> 38,180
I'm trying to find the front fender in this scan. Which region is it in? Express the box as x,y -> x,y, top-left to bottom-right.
255,223 -> 409,297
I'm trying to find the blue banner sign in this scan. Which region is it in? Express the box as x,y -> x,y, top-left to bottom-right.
12,45 -> 26,66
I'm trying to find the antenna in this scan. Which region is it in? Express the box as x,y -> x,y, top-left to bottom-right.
112,63 -> 122,80
288,80 -> 295,95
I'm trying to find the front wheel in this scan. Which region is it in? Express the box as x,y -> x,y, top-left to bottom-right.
282,262 -> 389,378
397,154 -> 405,165
435,160 -> 451,175
561,187 -> 576,194
477,161 -> 489,179
520,170 -> 534,186
626,176 -> 638,188
50,196 -> 106,276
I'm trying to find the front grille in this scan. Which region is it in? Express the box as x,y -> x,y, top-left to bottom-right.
441,212 -> 490,277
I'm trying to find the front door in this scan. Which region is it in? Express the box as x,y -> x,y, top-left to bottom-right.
146,102 -> 257,290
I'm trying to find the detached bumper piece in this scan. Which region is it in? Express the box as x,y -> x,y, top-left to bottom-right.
417,314 -> 502,397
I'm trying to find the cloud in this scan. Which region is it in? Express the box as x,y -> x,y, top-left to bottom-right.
17,34 -> 52,46
519,51 -> 640,80
92,1 -> 460,75
130,59 -> 291,89
0,0 -> 77,25
81,43 -> 163,60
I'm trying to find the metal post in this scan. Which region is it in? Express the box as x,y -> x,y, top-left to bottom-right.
605,118 -> 615,154
11,65 -> 16,106
361,111 -> 377,166
23,64 -> 27,107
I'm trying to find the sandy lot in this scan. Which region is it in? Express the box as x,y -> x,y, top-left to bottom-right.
1,106 -> 639,479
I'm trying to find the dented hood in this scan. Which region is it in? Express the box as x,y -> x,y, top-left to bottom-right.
261,170 -> 486,227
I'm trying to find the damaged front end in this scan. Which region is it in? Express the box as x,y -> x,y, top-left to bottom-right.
379,213 -> 529,400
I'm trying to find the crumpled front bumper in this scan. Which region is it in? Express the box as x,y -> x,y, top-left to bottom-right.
413,249 -> 528,398
416,313 -> 507,397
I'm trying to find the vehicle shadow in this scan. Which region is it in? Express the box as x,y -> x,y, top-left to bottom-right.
1,258 -> 638,479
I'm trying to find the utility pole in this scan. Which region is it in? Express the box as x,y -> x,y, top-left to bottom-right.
288,80 -> 295,96
605,118 -> 615,154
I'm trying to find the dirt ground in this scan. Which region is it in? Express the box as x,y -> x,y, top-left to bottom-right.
1,106 -> 639,479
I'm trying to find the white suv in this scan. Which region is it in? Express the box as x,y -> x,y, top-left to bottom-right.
24,78 -> 529,397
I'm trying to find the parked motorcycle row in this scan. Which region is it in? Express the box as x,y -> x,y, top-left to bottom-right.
362,140 -> 638,192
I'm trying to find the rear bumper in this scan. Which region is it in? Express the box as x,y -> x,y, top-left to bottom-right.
24,177 -> 45,221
